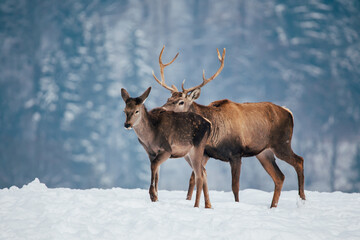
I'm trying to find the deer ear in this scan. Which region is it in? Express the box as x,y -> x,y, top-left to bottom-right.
139,87 -> 151,103
188,88 -> 201,100
121,88 -> 130,102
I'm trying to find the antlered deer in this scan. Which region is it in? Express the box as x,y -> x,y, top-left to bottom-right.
152,46 -> 305,208
121,87 -> 212,208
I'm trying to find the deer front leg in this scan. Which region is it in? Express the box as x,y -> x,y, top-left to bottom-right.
149,162 -> 159,202
230,159 -> 242,202
149,152 -> 171,202
154,170 -> 159,193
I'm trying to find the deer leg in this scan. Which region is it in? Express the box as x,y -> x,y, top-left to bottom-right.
202,166 -> 211,208
189,149 -> 211,208
201,155 -> 211,208
292,153 -> 305,200
186,172 -> 195,200
229,159 -> 242,202
189,156 -> 203,207
295,154 -> 306,200
193,164 -> 204,208
149,152 -> 171,202
155,168 -> 159,192
202,155 -> 210,167
272,146 -> 306,201
184,156 -> 195,200
149,162 -> 160,202
185,155 -> 209,201
256,149 -> 285,208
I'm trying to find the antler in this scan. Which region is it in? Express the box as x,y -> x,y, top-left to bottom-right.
152,45 -> 179,93
182,48 -> 226,94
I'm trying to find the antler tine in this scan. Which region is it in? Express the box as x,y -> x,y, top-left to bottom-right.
153,45 -> 179,92
203,48 -> 226,82
181,79 -> 186,92
152,71 -> 176,92
182,48 -> 226,94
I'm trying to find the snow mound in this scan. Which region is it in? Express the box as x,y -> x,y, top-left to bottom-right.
22,178 -> 48,190
0,179 -> 359,240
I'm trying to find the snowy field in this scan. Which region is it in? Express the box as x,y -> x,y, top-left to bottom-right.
1,179 -> 359,240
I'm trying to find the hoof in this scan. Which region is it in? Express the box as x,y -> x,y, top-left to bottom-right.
300,194 -> 306,201
270,203 -> 278,208
150,193 -> 158,202
186,196 -> 192,200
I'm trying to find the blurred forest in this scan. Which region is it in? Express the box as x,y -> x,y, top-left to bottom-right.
1,0 -> 360,192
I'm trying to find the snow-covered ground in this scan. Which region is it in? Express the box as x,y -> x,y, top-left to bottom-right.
1,179 -> 359,240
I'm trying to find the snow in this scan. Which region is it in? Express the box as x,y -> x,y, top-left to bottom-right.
1,179 -> 359,240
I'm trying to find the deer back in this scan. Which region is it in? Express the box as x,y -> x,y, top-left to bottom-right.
187,100 -> 294,159
149,108 -> 211,150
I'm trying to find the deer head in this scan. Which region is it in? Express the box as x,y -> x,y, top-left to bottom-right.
153,46 -> 226,112
121,87 -> 151,129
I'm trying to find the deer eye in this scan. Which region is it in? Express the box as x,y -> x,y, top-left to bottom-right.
179,101 -> 184,106
135,110 -> 139,114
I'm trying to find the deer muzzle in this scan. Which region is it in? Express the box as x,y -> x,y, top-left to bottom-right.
124,123 -> 132,130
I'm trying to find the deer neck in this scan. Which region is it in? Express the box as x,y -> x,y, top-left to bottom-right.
190,102 -> 205,115
132,106 -> 155,144
190,102 -> 213,129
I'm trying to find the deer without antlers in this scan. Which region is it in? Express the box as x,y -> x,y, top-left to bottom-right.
121,87 -> 212,208
153,46 -> 305,208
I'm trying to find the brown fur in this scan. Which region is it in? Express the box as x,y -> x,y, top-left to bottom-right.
163,93 -> 305,208
152,46 -> 304,207
121,87 -> 212,208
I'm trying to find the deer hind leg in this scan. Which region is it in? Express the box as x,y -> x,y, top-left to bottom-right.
186,172 -> 195,200
229,159 -> 242,202
185,155 -> 209,201
184,156 -> 195,200
189,148 -> 211,208
272,145 -> 306,201
193,162 -> 203,208
201,167 -> 211,208
256,149 -> 285,208
201,156 -> 211,208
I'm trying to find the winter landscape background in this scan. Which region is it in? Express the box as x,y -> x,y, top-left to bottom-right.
1,0 -> 360,193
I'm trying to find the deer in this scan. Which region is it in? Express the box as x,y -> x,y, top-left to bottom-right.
152,46 -> 305,208
121,86 -> 212,208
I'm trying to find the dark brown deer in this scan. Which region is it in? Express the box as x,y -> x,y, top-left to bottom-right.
153,46 -> 305,208
121,86 -> 212,208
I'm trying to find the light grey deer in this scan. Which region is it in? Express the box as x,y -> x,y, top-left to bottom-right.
121,87 -> 212,208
